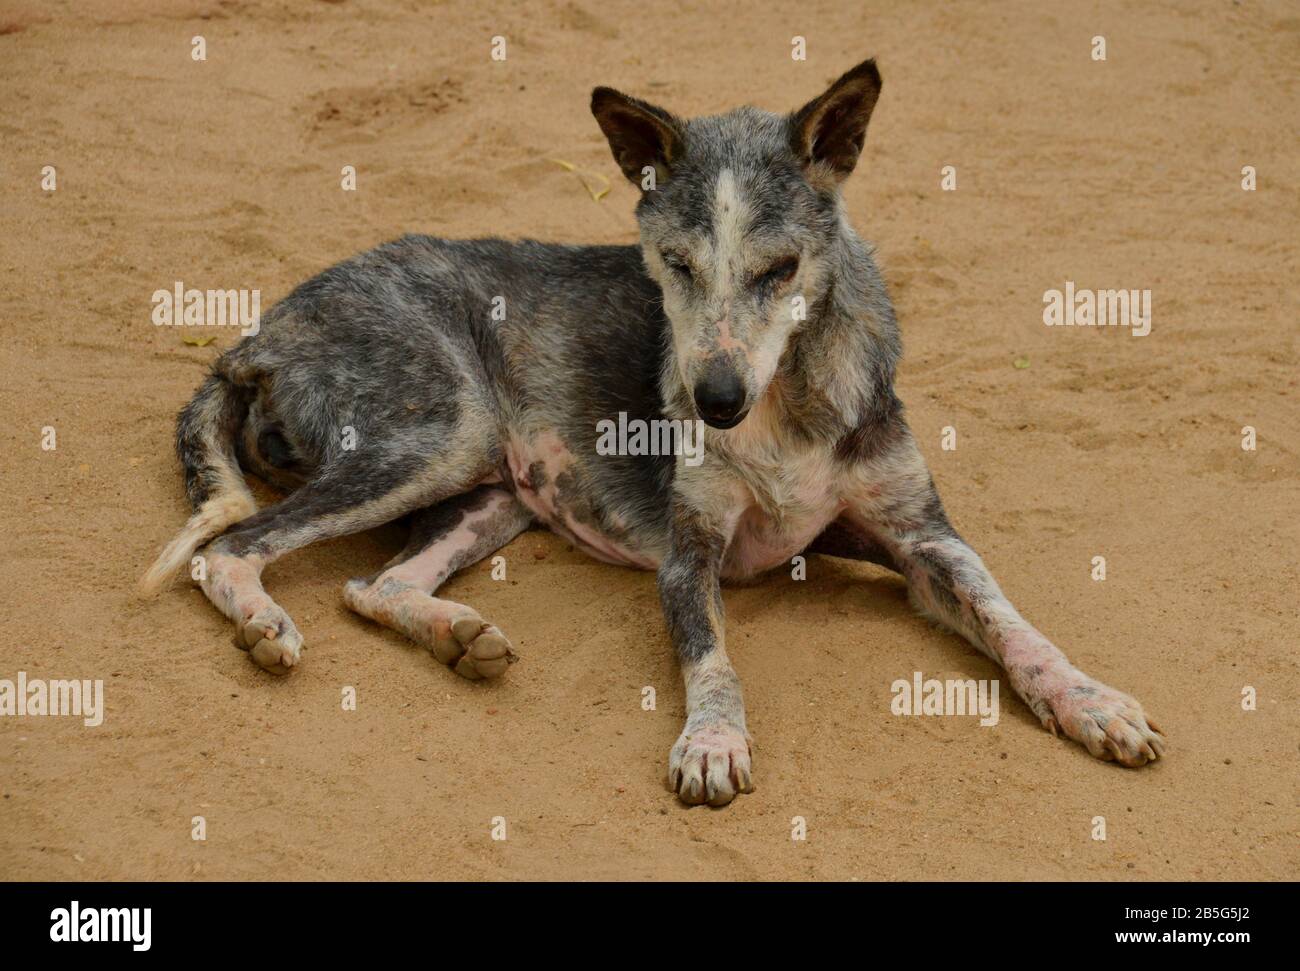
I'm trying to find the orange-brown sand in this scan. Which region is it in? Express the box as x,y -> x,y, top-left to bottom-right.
0,0 -> 1296,880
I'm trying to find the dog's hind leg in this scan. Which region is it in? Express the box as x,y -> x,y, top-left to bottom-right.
342,486 -> 533,680
201,427 -> 498,674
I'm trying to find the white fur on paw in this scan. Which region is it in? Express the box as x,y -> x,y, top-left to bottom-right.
1043,676 -> 1165,767
237,606 -> 303,675
668,722 -> 753,807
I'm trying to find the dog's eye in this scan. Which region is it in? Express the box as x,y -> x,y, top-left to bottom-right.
662,251 -> 693,279
757,256 -> 799,291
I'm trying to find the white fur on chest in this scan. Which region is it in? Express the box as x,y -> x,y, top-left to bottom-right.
708,410 -> 847,580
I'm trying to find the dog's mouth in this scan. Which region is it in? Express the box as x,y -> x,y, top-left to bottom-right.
700,409 -> 749,430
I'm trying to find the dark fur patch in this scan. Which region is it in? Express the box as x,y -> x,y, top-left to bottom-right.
657,506 -> 727,664
805,520 -> 901,573
834,390 -> 904,462
256,427 -> 297,470
175,373 -> 248,509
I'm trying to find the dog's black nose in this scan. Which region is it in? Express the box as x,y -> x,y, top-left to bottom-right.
693,362 -> 747,429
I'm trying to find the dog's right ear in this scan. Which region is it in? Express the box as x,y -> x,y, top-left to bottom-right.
591,87 -> 684,189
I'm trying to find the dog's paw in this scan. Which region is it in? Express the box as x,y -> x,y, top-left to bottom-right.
668,721 -> 753,806
343,579 -> 517,680
1041,676 -> 1165,767
236,605 -> 303,675
435,613 -> 516,680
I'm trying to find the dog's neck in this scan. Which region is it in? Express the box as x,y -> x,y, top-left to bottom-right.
759,223 -> 901,444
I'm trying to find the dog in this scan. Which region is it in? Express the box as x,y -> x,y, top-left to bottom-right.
142,59 -> 1165,806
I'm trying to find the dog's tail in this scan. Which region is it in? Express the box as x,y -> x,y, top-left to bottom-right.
140,371 -> 257,597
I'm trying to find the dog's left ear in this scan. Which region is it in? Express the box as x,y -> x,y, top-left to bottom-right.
591,87 -> 684,189
790,59 -> 882,183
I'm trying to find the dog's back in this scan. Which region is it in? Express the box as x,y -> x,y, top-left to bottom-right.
141,235 -> 679,595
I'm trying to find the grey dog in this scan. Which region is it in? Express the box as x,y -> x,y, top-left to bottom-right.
144,59 -> 1165,806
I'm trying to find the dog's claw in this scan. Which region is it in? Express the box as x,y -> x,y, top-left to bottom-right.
668,722 -> 753,807
1040,675 -> 1165,767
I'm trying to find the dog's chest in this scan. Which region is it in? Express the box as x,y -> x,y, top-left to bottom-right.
719,444 -> 845,580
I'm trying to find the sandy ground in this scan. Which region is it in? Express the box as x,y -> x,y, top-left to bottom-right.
0,0 -> 1296,882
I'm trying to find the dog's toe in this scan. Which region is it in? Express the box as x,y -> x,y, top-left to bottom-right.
668,722 -> 753,807
237,606 -> 303,675
441,615 -> 516,680
1043,677 -> 1165,767
348,581 -> 519,680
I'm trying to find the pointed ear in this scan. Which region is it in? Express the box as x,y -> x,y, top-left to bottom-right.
591,87 -> 684,188
789,59 -> 882,182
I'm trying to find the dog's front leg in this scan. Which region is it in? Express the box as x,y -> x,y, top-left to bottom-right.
657,501 -> 753,806
842,439 -> 1165,766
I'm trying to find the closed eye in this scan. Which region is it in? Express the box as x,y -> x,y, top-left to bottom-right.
661,250 -> 694,279
755,255 -> 799,291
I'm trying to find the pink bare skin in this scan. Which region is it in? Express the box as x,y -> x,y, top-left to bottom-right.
201,551 -> 304,675
343,487 -> 530,680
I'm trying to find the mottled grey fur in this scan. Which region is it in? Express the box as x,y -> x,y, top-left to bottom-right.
146,59 -> 1165,806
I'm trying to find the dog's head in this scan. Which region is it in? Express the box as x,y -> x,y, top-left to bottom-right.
592,60 -> 882,429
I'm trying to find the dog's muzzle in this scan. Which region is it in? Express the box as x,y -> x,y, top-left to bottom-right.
693,360 -> 748,429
